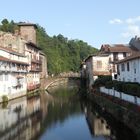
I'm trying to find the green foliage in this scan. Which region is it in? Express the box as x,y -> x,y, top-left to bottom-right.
0,19 -> 98,74
105,80 -> 140,97
0,19 -> 18,33
94,75 -> 112,87
2,95 -> 8,102
36,25 -> 98,75
105,81 -> 114,89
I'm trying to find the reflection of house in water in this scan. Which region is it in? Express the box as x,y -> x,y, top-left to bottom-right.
0,96 -> 41,140
85,107 -> 110,137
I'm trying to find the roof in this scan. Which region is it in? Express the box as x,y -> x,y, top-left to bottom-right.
116,52 -> 140,64
17,22 -> 37,28
0,56 -> 29,65
84,53 -> 109,62
0,46 -> 25,57
26,42 -> 41,50
100,44 -> 133,53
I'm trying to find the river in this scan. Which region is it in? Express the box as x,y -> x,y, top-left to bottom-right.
0,85 -> 137,140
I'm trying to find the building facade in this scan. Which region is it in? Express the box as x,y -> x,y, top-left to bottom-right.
100,44 -> 134,79
84,54 -> 110,88
117,52 -> 140,83
17,23 -> 44,91
0,46 -> 28,100
0,22 -> 48,101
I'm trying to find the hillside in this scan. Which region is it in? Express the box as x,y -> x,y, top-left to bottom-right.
0,19 -> 98,74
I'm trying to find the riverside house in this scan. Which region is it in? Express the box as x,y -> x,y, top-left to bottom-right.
0,46 -> 28,100
84,54 -> 110,88
116,52 -> 140,83
100,44 -> 134,79
0,22 -> 47,101
17,23 -> 43,91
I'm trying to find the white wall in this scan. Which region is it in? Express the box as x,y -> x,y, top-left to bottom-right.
117,58 -> 140,83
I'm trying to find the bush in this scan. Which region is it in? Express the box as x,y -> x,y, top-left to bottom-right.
105,81 -> 114,89
2,95 -> 8,103
94,75 -> 112,87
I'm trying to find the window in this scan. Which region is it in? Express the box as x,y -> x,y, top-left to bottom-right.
121,63 -> 125,71
113,53 -> 118,61
5,73 -> 8,81
117,65 -> 120,75
97,61 -> 102,69
134,78 -> 137,82
133,61 -> 136,74
123,52 -> 126,58
0,73 -> 3,81
134,68 -> 136,74
127,62 -> 129,71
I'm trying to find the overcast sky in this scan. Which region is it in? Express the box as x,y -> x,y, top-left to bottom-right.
0,0 -> 140,48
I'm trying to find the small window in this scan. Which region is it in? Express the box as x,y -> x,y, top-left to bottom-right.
134,68 -> 136,74
123,52 -> 126,57
114,74 -> 117,79
127,62 -> 129,71
134,78 -> 137,82
121,63 -> 125,71
97,61 -> 102,69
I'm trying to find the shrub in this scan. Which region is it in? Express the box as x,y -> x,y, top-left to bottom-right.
2,95 -> 8,102
94,75 -> 112,87
105,81 -> 114,89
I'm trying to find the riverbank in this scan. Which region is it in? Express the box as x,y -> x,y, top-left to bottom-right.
87,89 -> 140,139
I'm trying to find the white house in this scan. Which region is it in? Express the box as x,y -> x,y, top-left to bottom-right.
100,44 -> 135,79
84,54 -> 110,88
116,52 -> 140,83
0,46 -> 28,100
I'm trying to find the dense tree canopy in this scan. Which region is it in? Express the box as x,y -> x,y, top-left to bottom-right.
0,19 -> 98,74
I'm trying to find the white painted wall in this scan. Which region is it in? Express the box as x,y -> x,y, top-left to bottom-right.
117,58 -> 140,83
100,87 -> 140,105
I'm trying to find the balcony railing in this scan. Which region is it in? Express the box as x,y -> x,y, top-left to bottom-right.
0,66 -> 28,73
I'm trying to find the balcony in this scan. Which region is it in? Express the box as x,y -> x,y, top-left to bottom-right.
0,65 -> 28,73
31,59 -> 42,64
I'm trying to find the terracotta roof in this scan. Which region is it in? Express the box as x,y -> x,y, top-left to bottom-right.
84,53 -> 109,62
100,44 -> 133,53
0,56 -> 29,65
0,46 -> 25,57
116,52 -> 140,64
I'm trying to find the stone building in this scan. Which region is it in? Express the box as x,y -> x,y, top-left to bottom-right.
17,23 -> 44,91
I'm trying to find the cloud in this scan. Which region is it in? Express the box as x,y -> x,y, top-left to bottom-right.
109,18 -> 123,24
109,16 -> 140,39
126,16 -> 140,24
121,25 -> 140,38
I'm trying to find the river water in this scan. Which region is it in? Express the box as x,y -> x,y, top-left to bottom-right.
0,85 -> 137,140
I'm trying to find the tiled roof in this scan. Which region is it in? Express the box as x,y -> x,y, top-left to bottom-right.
84,53 -> 109,62
116,52 -> 140,64
100,44 -> 133,53
26,42 -> 41,50
0,56 -> 29,65
0,46 -> 25,57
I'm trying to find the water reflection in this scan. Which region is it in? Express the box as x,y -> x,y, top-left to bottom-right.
0,96 -> 41,140
82,101 -> 137,140
0,86 -> 138,140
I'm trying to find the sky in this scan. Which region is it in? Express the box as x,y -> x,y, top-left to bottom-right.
0,0 -> 140,49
